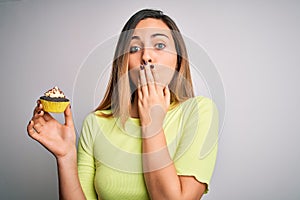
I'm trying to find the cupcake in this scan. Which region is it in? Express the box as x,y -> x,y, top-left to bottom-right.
39,86 -> 70,113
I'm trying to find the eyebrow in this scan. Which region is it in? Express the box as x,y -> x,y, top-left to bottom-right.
131,33 -> 170,40
151,33 -> 169,39
131,35 -> 141,40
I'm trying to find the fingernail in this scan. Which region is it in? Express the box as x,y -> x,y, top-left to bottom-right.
140,65 -> 145,70
150,64 -> 154,69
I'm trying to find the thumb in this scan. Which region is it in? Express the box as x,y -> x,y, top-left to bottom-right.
64,104 -> 74,127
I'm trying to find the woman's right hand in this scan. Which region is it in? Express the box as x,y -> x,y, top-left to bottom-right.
27,100 -> 76,160
28,101 -> 86,199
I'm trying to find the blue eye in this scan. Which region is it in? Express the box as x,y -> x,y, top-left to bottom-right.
129,46 -> 141,53
155,43 -> 166,50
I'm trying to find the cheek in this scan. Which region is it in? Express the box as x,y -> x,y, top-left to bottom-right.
128,54 -> 140,87
154,52 -> 177,86
128,54 -> 141,70
160,52 -> 177,69
155,66 -> 175,86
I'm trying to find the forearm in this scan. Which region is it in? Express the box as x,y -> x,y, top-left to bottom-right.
142,129 -> 183,200
56,149 -> 86,200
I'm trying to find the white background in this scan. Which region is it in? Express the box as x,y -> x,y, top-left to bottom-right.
0,0 -> 299,199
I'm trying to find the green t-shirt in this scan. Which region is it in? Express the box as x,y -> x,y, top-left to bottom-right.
77,96 -> 219,200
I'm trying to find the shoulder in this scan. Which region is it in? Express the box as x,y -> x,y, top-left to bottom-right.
181,96 -> 218,114
79,111 -> 111,144
82,112 -> 98,128
177,96 -> 219,130
81,111 -> 105,137
189,96 -> 216,106
83,110 -> 112,125
81,110 -> 117,135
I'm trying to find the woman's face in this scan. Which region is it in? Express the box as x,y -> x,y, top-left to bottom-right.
128,18 -> 177,87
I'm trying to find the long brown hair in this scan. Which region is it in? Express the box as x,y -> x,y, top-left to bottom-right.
95,9 -> 194,123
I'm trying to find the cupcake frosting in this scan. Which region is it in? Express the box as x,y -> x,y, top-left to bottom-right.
44,86 -> 66,98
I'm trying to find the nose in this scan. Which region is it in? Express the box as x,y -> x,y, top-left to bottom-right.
142,47 -> 153,65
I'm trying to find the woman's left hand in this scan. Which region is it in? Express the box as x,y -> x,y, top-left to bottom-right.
137,64 -> 170,137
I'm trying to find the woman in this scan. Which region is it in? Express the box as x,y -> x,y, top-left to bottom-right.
27,9 -> 218,200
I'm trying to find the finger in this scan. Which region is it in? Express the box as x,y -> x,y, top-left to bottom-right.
64,104 -> 74,127
27,120 -> 35,135
137,77 -> 143,99
145,65 -> 156,95
34,101 -> 53,122
33,123 -> 43,134
151,64 -> 159,83
32,110 -> 54,130
35,102 -> 54,122
33,102 -> 42,115
32,110 -> 47,125
164,85 -> 171,108
27,120 -> 44,143
139,66 -> 148,97
42,111 -> 54,122
150,64 -> 164,95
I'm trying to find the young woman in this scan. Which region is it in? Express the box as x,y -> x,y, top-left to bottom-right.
27,9 -> 219,200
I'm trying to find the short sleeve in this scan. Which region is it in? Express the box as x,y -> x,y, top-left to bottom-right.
174,97 -> 219,193
77,113 -> 98,200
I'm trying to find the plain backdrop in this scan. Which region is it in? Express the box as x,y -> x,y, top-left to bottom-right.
0,0 -> 299,199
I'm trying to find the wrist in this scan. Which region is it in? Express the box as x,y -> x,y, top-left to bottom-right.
142,125 -> 163,138
56,147 -> 77,166
141,117 -> 164,138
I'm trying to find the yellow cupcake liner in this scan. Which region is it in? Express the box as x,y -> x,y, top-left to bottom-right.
40,99 -> 70,113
